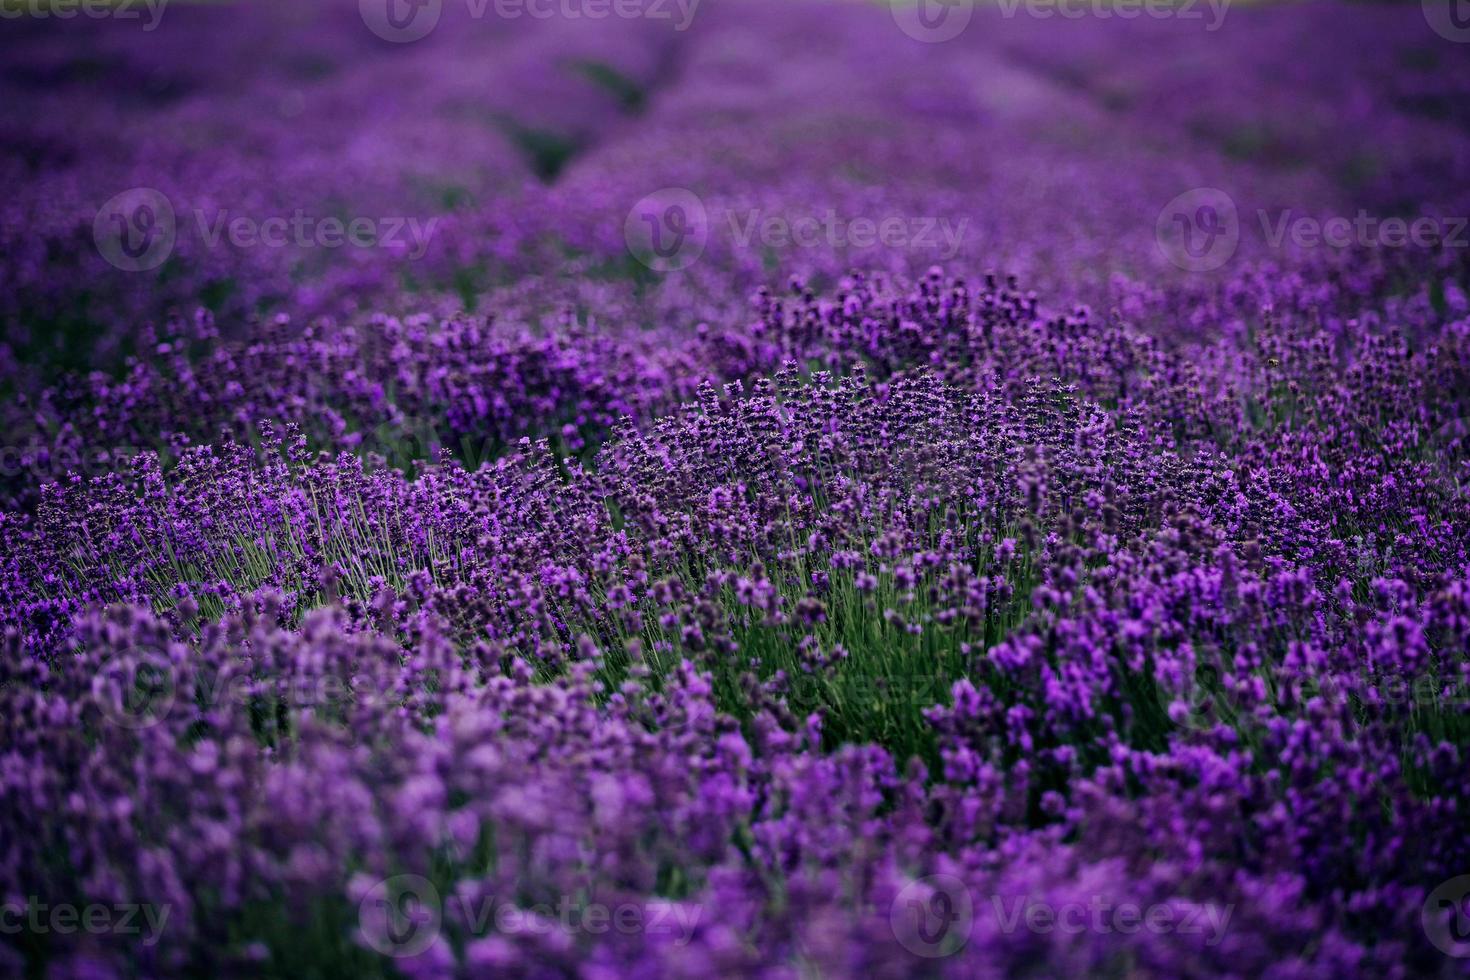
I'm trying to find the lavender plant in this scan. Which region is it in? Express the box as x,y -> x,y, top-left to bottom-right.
2,0 -> 1469,977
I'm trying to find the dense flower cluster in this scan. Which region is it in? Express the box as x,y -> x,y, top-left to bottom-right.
2,0 -> 1469,977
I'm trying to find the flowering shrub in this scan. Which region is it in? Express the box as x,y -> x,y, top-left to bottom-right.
2,0 -> 1470,977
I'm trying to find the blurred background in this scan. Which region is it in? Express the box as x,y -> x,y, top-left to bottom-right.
2,0 -> 1468,500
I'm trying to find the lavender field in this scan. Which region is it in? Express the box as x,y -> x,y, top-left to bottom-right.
2,0 -> 1470,975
